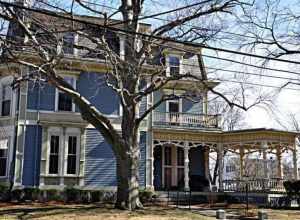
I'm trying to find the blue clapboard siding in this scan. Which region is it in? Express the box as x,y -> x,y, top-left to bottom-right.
189,147 -> 204,176
153,90 -> 165,112
182,97 -> 202,114
139,96 -> 147,117
139,131 -> 146,187
84,129 -> 146,187
77,72 -> 120,115
84,128 -> 117,187
22,125 -> 42,186
27,81 -> 56,111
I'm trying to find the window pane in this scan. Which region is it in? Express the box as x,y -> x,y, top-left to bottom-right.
63,33 -> 74,54
58,93 -> 72,111
67,136 -> 77,174
169,56 -> 180,76
49,155 -> 59,174
2,86 -> 11,100
0,149 -> 7,158
67,155 -> 76,174
177,168 -> 184,187
164,146 -> 172,165
177,148 -> 184,166
2,100 -> 11,116
0,149 -> 7,176
0,158 -> 6,176
68,136 -> 77,154
169,56 -> 180,66
49,136 -> 59,174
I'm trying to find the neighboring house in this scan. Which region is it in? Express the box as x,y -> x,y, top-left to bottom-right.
0,9 -> 298,192
223,157 -> 278,180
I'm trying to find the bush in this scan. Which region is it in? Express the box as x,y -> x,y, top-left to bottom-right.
102,191 -> 116,203
45,189 -> 63,201
64,187 -> 81,202
80,190 -> 91,203
23,188 -> 40,201
0,184 -> 10,202
283,180 -> 300,197
90,190 -> 102,203
11,189 -> 24,201
139,189 -> 155,203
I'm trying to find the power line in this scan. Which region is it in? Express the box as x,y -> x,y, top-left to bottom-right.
81,0 -> 300,46
206,67 -> 300,82
1,0 -> 300,66
210,78 -> 300,91
108,0 -> 212,26
3,1 -> 300,90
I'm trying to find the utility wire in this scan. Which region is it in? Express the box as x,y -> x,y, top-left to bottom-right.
2,1 -> 300,91
107,0 -> 212,26
1,0 -> 300,66
80,0 -> 300,46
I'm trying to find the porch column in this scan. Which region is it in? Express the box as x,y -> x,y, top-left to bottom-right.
217,143 -> 224,192
239,147 -> 244,178
276,147 -> 283,179
263,149 -> 268,179
293,145 -> 298,180
184,143 -> 190,191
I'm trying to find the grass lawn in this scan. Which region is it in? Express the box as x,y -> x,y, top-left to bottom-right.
0,203 -> 214,220
1,202 -> 300,219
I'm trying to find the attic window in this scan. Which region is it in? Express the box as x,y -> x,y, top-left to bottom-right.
168,56 -> 180,76
62,33 -> 75,55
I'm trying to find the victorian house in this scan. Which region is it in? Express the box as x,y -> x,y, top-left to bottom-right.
0,7 -> 298,194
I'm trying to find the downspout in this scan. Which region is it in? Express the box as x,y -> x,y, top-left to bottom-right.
33,82 -> 41,187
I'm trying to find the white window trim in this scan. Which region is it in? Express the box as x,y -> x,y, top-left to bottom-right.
166,99 -> 182,113
64,129 -> 81,176
46,127 -> 63,176
55,75 -> 77,112
0,76 -> 13,117
166,55 -> 182,77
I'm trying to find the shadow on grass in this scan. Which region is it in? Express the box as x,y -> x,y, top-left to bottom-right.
0,203 -> 103,220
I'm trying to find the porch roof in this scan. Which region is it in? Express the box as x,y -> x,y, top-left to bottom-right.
153,127 -> 298,150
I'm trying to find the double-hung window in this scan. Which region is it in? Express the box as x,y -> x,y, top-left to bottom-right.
0,139 -> 8,177
168,56 -> 180,76
66,135 -> 78,175
57,76 -> 76,112
49,135 -> 60,174
62,33 -> 75,55
1,85 -> 11,116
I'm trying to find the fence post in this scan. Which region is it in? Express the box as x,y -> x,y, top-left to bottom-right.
258,210 -> 268,220
216,209 -> 226,220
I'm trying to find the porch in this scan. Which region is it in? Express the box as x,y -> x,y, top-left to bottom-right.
152,111 -> 220,129
148,128 -> 298,193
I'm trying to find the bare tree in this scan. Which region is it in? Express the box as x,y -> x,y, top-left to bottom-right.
208,96 -> 248,185
0,0 -> 265,210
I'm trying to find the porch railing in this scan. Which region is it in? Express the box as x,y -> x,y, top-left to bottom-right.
152,111 -> 219,129
222,178 -> 285,192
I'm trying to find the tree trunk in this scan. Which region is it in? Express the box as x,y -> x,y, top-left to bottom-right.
115,152 -> 143,210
